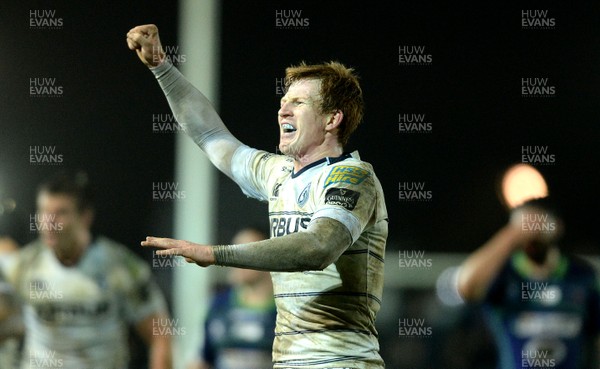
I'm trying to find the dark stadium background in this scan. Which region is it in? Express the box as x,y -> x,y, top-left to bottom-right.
1,1 -> 598,368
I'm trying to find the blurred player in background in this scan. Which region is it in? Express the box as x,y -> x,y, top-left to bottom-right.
128,24 -> 388,368
0,270 -> 23,368
0,197 -> 28,368
0,172 -> 173,369
457,197 -> 600,369
188,227 -> 276,369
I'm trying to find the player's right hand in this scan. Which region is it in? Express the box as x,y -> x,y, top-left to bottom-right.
141,236 -> 216,267
126,24 -> 165,68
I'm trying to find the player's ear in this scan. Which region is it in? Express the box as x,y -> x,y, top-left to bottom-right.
325,110 -> 343,132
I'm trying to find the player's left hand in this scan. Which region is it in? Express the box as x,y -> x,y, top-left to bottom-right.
141,237 -> 216,267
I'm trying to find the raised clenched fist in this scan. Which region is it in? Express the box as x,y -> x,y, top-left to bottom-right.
126,24 -> 165,67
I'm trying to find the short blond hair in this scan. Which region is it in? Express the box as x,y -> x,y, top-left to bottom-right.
285,61 -> 363,146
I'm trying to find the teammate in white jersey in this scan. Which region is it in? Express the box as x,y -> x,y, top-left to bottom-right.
128,24 -> 388,369
0,172 -> 173,369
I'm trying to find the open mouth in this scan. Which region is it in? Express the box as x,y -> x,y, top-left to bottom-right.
281,123 -> 297,133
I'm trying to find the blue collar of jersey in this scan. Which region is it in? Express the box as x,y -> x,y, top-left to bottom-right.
291,153 -> 352,178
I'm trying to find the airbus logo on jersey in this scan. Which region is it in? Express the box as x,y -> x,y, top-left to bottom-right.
271,216 -> 311,237
324,165 -> 370,188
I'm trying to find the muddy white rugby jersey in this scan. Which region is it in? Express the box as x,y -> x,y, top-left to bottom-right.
2,236 -> 167,369
231,147 -> 388,369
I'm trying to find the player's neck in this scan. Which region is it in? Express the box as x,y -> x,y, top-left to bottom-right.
54,231 -> 91,267
293,145 -> 344,172
525,246 -> 560,279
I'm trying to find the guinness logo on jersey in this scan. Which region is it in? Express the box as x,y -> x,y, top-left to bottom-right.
325,188 -> 361,211
297,183 -> 311,207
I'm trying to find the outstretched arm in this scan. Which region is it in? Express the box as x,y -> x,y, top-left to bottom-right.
141,217 -> 353,272
126,24 -> 242,178
457,206 -> 560,302
456,224 -> 522,302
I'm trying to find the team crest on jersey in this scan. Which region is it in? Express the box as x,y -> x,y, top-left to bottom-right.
324,165 -> 370,188
297,183 -> 311,207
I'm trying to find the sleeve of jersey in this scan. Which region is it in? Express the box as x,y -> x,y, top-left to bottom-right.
311,165 -> 377,243
230,145 -> 286,202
